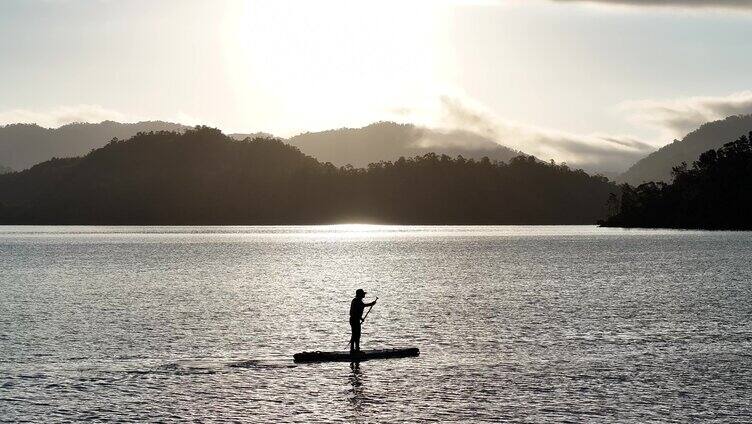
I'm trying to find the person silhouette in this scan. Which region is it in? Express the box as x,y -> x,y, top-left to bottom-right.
349,289 -> 376,354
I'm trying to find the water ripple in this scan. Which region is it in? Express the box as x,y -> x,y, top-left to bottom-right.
1,226 -> 751,422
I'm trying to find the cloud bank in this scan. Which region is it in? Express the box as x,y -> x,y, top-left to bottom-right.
549,0 -> 752,9
0,105 -> 208,131
417,96 -> 654,174
0,105 -> 134,129
620,91 -> 752,139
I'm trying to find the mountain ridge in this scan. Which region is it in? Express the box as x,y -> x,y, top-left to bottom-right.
1,120 -> 527,172
0,120 -> 189,170
619,114 -> 752,185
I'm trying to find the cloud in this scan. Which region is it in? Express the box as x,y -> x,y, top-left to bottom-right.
0,105 -> 208,131
548,0 -> 752,9
412,95 -> 654,173
0,104 -> 135,128
619,91 -> 752,139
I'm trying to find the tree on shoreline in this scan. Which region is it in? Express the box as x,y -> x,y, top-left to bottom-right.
601,133 -> 752,230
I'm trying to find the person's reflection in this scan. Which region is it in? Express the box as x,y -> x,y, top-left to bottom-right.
348,361 -> 365,413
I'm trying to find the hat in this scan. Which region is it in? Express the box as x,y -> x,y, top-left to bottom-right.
355,288 -> 366,296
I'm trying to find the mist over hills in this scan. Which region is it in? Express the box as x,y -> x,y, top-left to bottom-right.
619,114 -> 752,185
0,127 -> 616,225
0,120 -> 188,171
233,122 -> 524,168
290,122 -> 523,167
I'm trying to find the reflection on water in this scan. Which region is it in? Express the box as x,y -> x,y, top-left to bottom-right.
1,225 -> 752,422
348,362 -> 364,414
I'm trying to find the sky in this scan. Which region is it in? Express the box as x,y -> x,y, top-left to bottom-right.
1,0 -> 752,172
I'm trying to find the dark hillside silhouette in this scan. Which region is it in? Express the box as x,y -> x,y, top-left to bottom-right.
0,127 -> 616,225
619,114 -> 752,185
1,120 -> 521,176
0,120 -> 188,171
278,122 -> 523,168
603,132 -> 752,229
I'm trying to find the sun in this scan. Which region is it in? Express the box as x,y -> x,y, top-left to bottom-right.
220,0 -> 455,136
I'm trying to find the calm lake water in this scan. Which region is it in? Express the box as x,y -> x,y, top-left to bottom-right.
1,225 -> 751,422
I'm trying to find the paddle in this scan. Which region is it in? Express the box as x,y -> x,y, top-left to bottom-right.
347,297 -> 378,350
361,297 -> 378,324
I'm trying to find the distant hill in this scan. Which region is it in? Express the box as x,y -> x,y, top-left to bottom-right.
242,122 -> 524,167
0,164 -> 11,174
0,127 -> 616,225
0,120 -> 188,170
620,115 -> 752,185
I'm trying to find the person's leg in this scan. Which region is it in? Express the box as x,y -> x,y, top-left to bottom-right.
354,322 -> 361,352
350,322 -> 356,353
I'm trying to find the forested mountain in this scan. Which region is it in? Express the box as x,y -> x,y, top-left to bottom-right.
0,120 -> 188,170
0,120 -> 520,173
0,127 -> 616,225
281,122 -> 523,167
603,132 -> 752,229
619,115 -> 752,185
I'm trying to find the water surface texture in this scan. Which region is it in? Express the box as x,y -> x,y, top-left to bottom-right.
2,226 -> 751,422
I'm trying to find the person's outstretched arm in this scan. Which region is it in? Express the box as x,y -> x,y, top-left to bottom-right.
364,299 -> 377,307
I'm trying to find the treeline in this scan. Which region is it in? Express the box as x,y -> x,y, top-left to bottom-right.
0,127 -> 616,225
601,133 -> 752,229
